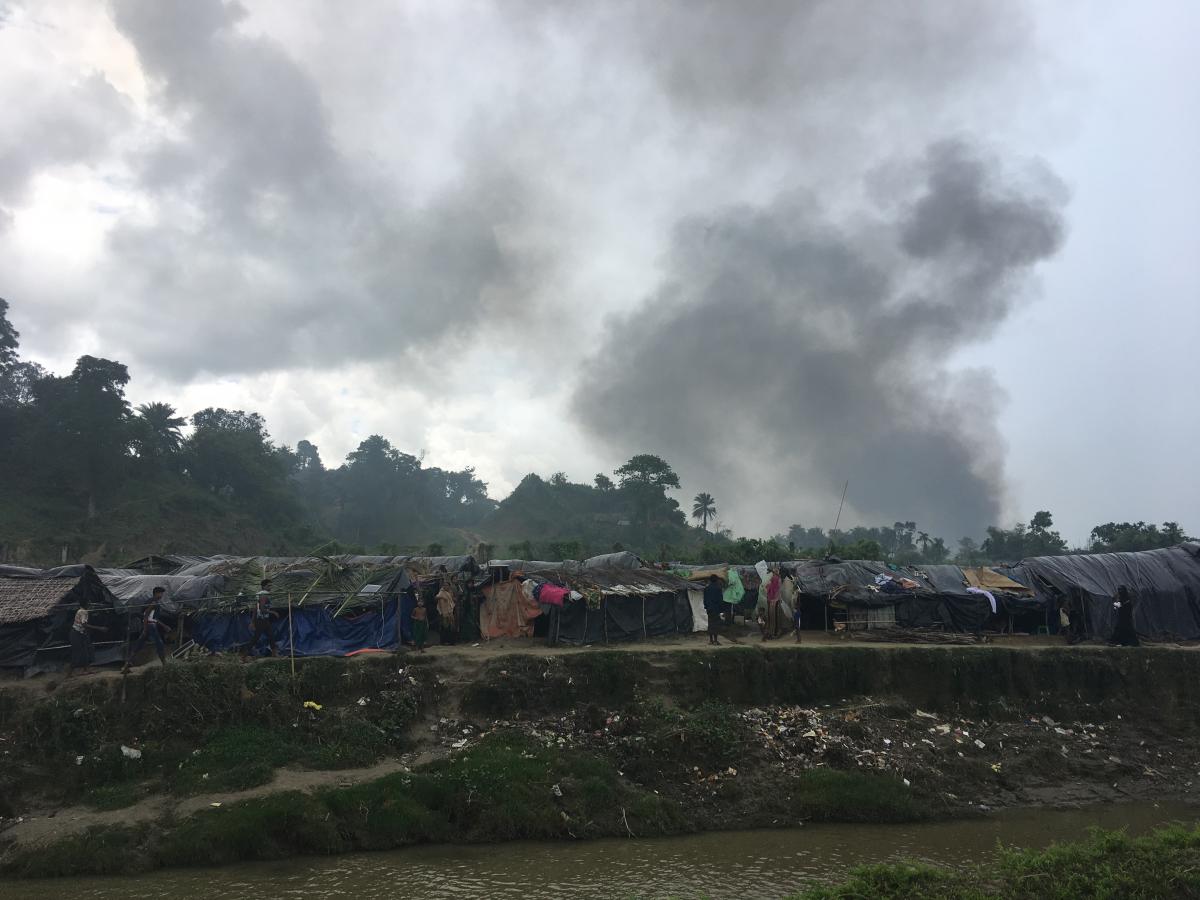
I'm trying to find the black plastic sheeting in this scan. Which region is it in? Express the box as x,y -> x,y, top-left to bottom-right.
1012,543 -> 1200,641
551,592 -> 692,646
0,567 -> 122,670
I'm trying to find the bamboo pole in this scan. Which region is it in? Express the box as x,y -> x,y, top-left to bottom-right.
288,592 -> 296,679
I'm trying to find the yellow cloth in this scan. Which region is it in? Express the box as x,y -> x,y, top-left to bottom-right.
962,567 -> 1032,594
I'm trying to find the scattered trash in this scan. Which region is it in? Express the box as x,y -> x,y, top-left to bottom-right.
551,783 -> 563,798
75,755 -> 84,766
210,802 -> 221,808
974,739 -> 986,749
303,700 -> 322,711
120,745 -> 142,760
356,697 -> 369,706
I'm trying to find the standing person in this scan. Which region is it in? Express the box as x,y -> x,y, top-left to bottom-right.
66,598 -> 105,677
411,597 -> 429,652
1109,586 -> 1140,647
248,579 -> 279,658
122,587 -> 170,673
703,575 -> 724,646
435,566 -> 458,645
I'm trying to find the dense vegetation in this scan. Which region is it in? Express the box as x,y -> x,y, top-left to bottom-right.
796,823 -> 1200,899
0,298 -> 1191,566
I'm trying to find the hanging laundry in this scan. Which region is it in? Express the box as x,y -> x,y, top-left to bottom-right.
723,568 -> 745,605
966,586 -> 997,614
539,584 -> 571,607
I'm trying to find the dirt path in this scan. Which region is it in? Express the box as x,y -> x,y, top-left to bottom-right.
1,754 -> 441,849
2,630 -> 1192,700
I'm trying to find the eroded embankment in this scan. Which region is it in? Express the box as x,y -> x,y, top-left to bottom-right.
1,645 -> 1198,877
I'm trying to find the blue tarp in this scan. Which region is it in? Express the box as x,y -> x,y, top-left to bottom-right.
190,600 -> 400,656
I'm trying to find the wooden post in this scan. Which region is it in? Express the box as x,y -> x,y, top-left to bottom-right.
288,593 -> 296,679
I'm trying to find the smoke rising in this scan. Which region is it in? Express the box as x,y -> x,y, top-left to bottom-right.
571,140 -> 1067,540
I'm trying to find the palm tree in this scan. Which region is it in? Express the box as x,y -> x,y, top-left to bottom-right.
692,492 -> 717,532
916,531 -> 932,554
136,401 -> 186,460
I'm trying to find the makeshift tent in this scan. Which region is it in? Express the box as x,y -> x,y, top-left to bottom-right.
533,567 -> 694,646
1011,543 -> 1200,641
480,579 -> 542,638
190,599 -> 401,656
0,567 -> 121,670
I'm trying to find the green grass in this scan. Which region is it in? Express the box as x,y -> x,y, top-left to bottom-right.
796,823 -> 1200,899
793,769 -> 931,823
1,731 -> 677,878
82,782 -> 147,811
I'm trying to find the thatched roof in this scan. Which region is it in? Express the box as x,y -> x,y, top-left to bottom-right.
0,577 -> 76,626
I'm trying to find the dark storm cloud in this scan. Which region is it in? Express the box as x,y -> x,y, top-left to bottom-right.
571,141 -> 1067,539
105,0 -> 549,379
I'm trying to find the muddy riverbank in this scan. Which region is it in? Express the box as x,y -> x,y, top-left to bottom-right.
4,800 -> 1197,899
2,643 -> 1199,877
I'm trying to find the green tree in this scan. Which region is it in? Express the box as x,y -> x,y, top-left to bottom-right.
134,401 -> 186,464
1024,510 -> 1068,557
185,408 -> 296,518
1089,521 -> 1193,553
0,297 -> 17,371
593,473 -> 614,492
33,356 -> 133,518
691,492 -> 717,531
425,542 -> 444,556
614,453 -> 681,489
549,471 -> 569,487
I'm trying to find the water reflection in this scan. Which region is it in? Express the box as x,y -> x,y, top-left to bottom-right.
5,801 -> 1196,900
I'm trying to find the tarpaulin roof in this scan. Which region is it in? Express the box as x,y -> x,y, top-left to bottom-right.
99,573 -> 227,613
524,565 -> 693,596
581,551 -> 642,570
1010,543 -> 1200,640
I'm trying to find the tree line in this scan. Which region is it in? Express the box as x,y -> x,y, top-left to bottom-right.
0,298 -> 1191,563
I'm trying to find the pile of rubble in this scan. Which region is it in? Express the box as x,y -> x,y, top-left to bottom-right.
418,697 -> 1200,809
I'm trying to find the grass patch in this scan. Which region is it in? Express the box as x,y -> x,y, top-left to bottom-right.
795,823 -> 1200,899
794,769 -> 932,823
173,724 -> 298,794
2,731 -> 676,878
3,823 -> 150,878
634,698 -> 746,772
83,782 -> 147,811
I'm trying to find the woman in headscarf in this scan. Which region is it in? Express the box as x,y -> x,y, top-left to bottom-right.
1109,586 -> 1140,647
755,567 -> 793,640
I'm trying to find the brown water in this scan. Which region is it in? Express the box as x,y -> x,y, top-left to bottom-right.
4,801 -> 1196,900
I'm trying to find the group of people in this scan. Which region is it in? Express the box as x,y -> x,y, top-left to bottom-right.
701,565 -> 802,646
67,586 -> 172,678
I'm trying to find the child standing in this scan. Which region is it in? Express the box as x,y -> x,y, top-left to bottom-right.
411,597 -> 429,652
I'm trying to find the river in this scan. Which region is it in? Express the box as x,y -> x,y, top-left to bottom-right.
4,801 -> 1195,900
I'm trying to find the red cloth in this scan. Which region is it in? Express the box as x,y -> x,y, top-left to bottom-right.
539,584 -> 570,606
766,573 -> 781,603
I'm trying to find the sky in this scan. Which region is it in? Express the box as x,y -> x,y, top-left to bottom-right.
1,0 -> 1196,546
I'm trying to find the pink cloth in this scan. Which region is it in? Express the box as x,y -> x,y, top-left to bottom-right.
766,573 -> 781,604
539,584 -> 570,606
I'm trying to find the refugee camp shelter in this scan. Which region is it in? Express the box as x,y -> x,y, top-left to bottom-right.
1011,542 -> 1200,641
0,566 -> 120,671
